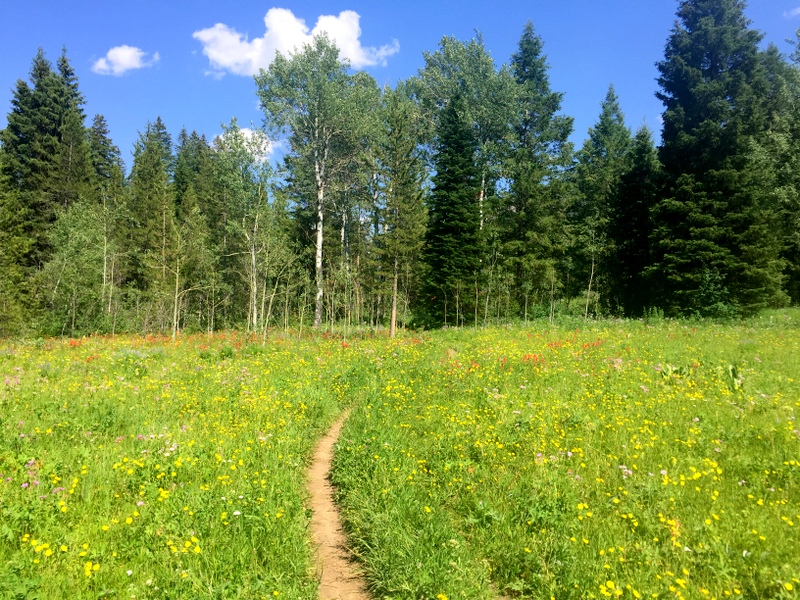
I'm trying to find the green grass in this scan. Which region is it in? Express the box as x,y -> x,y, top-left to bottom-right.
331,313 -> 800,599
2,313 -> 799,599
0,332 -> 376,599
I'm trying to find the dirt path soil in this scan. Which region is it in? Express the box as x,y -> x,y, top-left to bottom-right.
307,411 -> 371,600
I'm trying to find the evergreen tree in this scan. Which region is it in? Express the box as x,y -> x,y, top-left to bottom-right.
415,34 -> 517,231
1,50 -> 68,267
765,36 -> 800,304
424,94 -> 481,325
87,114 -> 127,322
608,125 -> 662,316
570,85 -> 631,315
51,48 -> 93,210
88,114 -> 124,184
503,21 -> 574,319
376,84 -> 428,335
0,155 -> 32,335
126,117 -> 175,298
652,0 -> 786,315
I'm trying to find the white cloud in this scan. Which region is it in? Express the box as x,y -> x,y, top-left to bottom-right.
92,45 -> 160,76
193,7 -> 399,76
215,126 -> 280,163
784,7 -> 800,18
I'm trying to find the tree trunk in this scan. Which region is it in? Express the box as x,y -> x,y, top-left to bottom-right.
313,178 -> 325,328
584,252 -> 595,320
390,257 -> 399,338
172,258 -> 180,341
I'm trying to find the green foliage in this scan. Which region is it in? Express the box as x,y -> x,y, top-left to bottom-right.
256,35 -> 380,329
570,85 -> 632,314
375,84 -> 429,333
424,94 -> 482,325
652,0 -> 788,316
608,125 -> 661,316
1,25 -> 800,338
502,22 -> 574,320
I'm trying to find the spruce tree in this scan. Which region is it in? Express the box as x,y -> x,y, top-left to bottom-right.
377,84 -> 428,335
570,85 -> 632,315
424,94 -> 481,325
504,22 -> 574,319
87,114 -> 126,320
652,0 -> 786,315
608,125 -> 662,316
127,118 -> 175,294
88,114 -> 124,184
0,48 -> 93,269
1,50 -> 64,267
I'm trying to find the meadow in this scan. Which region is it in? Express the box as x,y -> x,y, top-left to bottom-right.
1,313 -> 798,599
332,313 -> 800,599
0,332 -> 377,599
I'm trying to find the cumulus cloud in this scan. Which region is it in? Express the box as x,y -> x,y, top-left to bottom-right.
193,7 -> 399,76
784,7 -> 800,18
215,126 -> 280,163
92,45 -> 160,76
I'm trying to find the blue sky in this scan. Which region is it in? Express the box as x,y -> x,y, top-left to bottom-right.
2,1 -> 800,171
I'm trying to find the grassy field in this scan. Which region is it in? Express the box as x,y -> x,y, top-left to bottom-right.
1,313 -> 799,599
331,314 -> 800,599
0,332 -> 377,599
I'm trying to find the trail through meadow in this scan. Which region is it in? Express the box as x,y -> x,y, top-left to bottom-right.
308,410 -> 371,600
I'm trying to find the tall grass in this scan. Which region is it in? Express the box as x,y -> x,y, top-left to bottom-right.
0,333 -> 374,599
2,313 -> 798,599
332,314 -> 800,599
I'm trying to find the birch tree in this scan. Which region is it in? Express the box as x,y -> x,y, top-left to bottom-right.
255,35 -> 378,328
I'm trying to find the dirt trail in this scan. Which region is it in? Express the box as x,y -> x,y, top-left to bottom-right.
307,410 -> 371,600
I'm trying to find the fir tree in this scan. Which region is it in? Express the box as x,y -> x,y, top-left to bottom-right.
126,118 -> 175,292
424,94 -> 481,325
570,85 -> 631,315
504,21 -> 574,319
377,84 -> 428,335
652,0 -> 786,315
608,125 -> 662,316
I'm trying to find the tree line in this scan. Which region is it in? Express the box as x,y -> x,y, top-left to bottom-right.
1,0 -> 799,338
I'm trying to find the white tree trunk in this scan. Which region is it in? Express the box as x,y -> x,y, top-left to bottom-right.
390,257 -> 398,338
313,165 -> 325,328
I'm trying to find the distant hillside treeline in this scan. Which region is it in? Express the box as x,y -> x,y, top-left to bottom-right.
1,0 -> 799,337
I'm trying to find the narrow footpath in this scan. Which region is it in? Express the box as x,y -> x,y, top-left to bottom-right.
307,411 -> 372,600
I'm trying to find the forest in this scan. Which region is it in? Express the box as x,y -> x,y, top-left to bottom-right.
1,0 -> 799,338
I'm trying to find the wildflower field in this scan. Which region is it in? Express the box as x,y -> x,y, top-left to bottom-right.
0,333 -> 376,599
1,313 -> 799,599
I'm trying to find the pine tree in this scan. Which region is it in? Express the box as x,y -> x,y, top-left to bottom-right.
652,0 -> 786,315
424,94 -> 481,325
